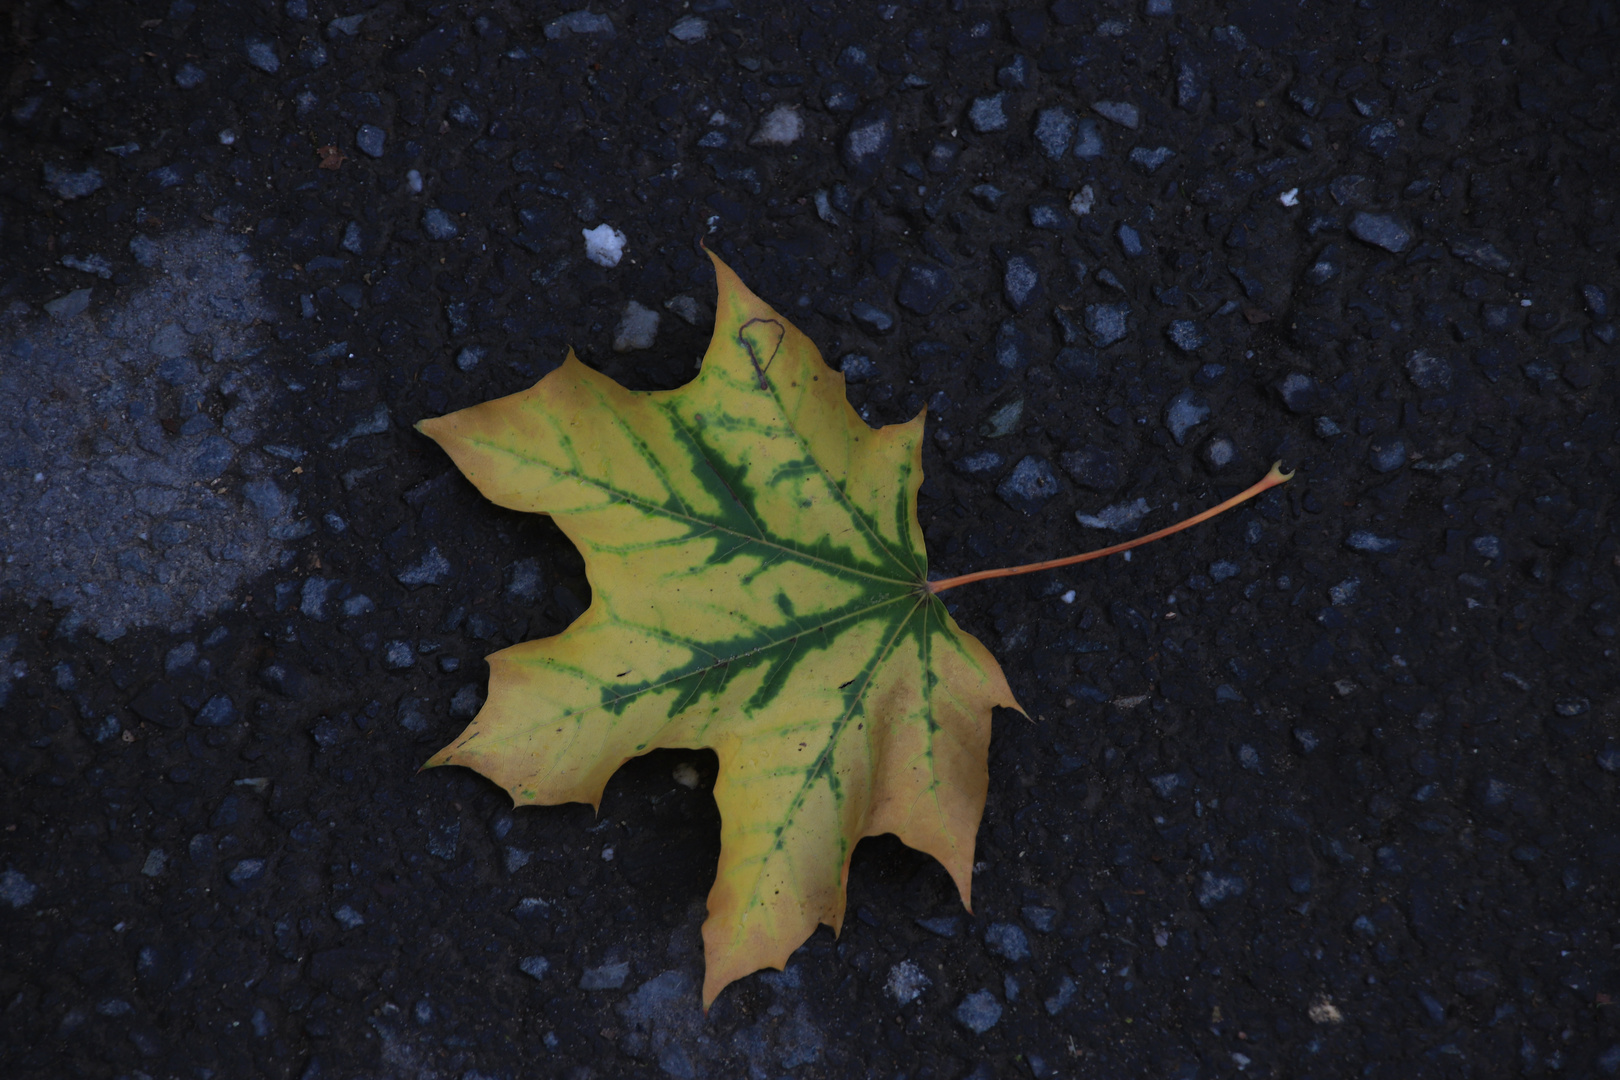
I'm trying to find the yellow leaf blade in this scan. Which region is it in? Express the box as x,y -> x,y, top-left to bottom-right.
417,250 -> 1020,1007
700,594 -> 1018,1004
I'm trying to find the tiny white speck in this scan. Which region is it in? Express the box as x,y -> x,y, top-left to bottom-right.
34,472 -> 44,482
218,129 -> 237,145
1519,298 -> 1532,307
601,846 -> 615,861
1123,550 -> 1132,562
1061,590 -> 1076,603
406,169 -> 424,194
1278,187 -> 1299,207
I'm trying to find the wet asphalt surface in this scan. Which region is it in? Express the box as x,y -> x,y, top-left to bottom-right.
2,1 -> 1619,1077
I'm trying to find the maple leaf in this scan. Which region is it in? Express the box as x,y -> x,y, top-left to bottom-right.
417,252 -> 1291,1005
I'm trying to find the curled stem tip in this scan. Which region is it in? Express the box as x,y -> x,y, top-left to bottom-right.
928,461 -> 1294,595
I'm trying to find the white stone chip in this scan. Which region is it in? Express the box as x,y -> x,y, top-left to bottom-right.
1076,497 -> 1153,532
612,301 -> 661,352
663,296 -> 702,325
1309,995 -> 1344,1024
750,104 -> 804,146
886,960 -> 931,1005
582,223 -> 627,268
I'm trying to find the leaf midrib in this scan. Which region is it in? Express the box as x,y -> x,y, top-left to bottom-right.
471,591 -> 919,749
727,592 -> 932,898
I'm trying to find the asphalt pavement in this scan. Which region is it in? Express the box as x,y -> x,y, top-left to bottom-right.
2,1 -> 1617,1077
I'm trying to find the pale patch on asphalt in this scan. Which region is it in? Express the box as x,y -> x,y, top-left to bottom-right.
0,230 -> 308,640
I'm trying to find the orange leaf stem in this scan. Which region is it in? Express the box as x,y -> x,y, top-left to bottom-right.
927,461 -> 1294,595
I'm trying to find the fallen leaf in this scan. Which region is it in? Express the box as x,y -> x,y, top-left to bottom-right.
316,145 -> 346,170
419,252 -> 1021,1005
417,252 -> 1293,1006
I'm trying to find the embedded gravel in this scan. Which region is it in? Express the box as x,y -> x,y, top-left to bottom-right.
1,2 -> 1617,1079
